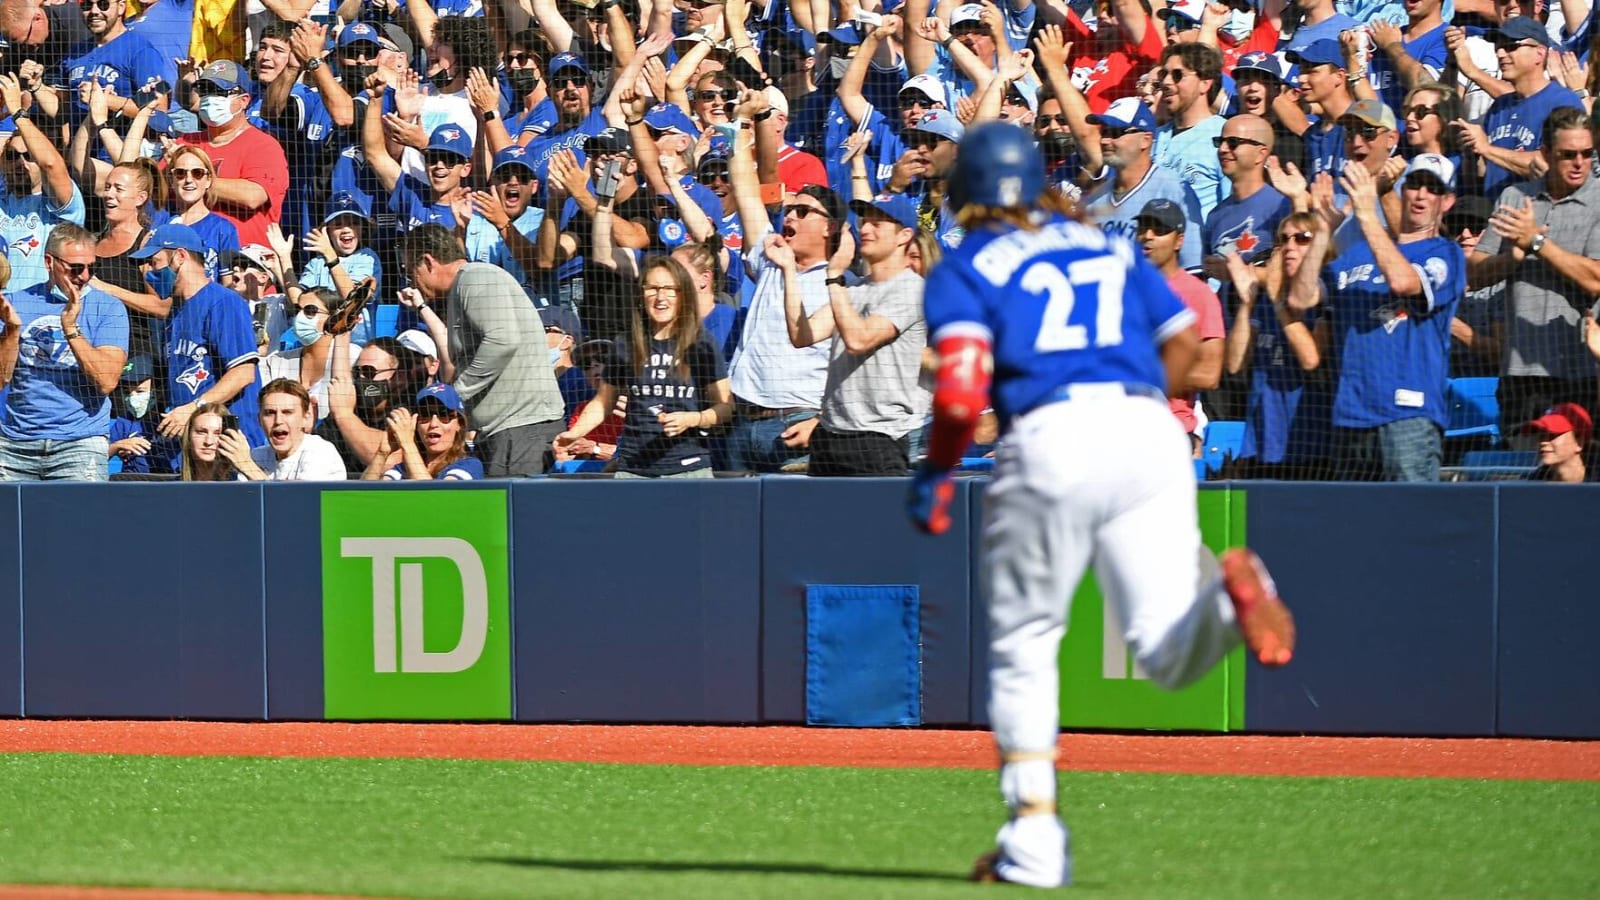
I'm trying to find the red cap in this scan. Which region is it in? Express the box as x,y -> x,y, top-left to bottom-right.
1524,402 -> 1593,449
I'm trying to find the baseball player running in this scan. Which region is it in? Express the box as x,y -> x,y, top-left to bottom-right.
906,123 -> 1295,889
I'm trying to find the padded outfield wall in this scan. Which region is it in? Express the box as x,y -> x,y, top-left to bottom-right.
0,481 -> 1594,738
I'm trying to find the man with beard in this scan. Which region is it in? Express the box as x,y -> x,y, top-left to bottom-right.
1231,51 -> 1307,173
176,60 -> 289,249
134,222 -> 264,448
1152,42 -> 1229,221
249,18 -> 354,245
882,109 -> 965,249
400,223 -> 566,476
60,0 -> 172,121
1082,98 -> 1205,270
318,335 -> 429,477
0,72 -> 86,293
465,145 -> 545,300
525,52 -> 609,174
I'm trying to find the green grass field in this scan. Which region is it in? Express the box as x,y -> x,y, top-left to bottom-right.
2,753 -> 1596,898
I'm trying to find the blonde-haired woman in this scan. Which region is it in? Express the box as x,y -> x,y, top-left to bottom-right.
165,145 -> 239,280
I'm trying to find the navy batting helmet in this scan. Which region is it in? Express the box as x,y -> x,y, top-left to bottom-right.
948,122 -> 1045,212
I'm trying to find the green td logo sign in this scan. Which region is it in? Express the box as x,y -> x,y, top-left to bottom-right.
320,490 -> 511,720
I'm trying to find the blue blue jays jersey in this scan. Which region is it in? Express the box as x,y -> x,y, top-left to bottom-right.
508,97 -> 558,141
166,282 -> 264,446
1481,81 -> 1584,198
61,33 -> 173,117
1326,235 -> 1465,429
388,173 -> 458,232
923,215 -> 1194,426
248,85 -> 337,241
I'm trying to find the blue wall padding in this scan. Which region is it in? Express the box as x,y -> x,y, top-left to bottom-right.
1243,484 -> 1498,736
21,484 -> 267,719
511,479 -> 762,723
1495,485 -> 1600,738
0,486 -> 19,716
762,477 -> 974,725
806,584 -> 921,727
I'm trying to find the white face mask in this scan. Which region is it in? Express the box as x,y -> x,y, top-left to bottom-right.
126,390 -> 152,419
1221,9 -> 1256,43
198,95 -> 237,128
292,311 -> 325,348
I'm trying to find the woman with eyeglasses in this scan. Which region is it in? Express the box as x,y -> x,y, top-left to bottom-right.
163,145 -> 239,281
1223,210 -> 1332,478
554,255 -> 733,478
364,383 -> 483,481
180,401 -> 240,482
90,161 -> 165,362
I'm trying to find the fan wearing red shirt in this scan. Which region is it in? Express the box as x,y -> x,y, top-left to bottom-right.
176,60 -> 289,248
763,87 -> 827,193
1065,0 -> 1167,114
1136,198 -> 1224,451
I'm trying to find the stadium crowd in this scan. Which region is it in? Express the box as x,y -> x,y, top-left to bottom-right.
0,0 -> 1595,482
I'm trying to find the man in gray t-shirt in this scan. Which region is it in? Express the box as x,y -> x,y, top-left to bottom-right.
401,225 -> 565,476
1468,107 -> 1600,433
779,196 -> 930,476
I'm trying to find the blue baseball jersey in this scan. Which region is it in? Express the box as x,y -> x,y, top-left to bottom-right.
1083,165 -> 1205,270
524,108 -> 608,176
1203,184 -> 1290,263
1480,82 -> 1585,198
1304,121 -> 1346,181
125,0 -> 195,69
923,215 -> 1194,426
1153,115 -> 1229,223
388,173 -> 459,232
248,85 -> 337,241
1368,24 -> 1447,114
186,211 -> 241,281
508,97 -> 558,141
166,282 -> 263,445
1326,235 -> 1465,429
61,33 -> 173,116
108,414 -> 181,474
0,282 -> 129,442
0,184 -> 87,292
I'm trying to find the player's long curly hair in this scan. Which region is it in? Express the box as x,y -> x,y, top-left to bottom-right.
433,16 -> 497,83
631,255 -> 703,385
954,187 -> 1086,233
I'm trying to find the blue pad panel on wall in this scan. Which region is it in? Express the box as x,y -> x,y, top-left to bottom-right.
263,483 -> 335,720
21,485 -> 267,719
1242,484 -> 1497,736
1496,485 -> 1600,738
0,486 -> 18,716
511,479 -> 762,723
762,478 -> 974,725
806,584 -> 921,726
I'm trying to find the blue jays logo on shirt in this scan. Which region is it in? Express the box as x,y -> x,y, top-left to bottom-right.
1422,256 -> 1449,289
10,231 -> 40,258
1213,215 -> 1263,258
176,352 -> 212,394
1374,302 -> 1409,333
18,316 -> 74,369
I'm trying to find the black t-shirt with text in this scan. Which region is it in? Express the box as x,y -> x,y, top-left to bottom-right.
607,334 -> 726,476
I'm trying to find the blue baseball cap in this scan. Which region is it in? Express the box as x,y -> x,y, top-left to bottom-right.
1135,198 -> 1187,232
1087,97 -> 1156,132
643,102 -> 701,139
907,108 -> 964,142
197,59 -> 251,94
825,23 -> 863,45
1234,51 -> 1292,84
144,110 -> 178,137
538,304 -> 584,338
851,195 -> 919,229
1493,16 -> 1555,47
338,21 -> 384,48
492,144 -> 537,176
323,191 -> 371,224
548,52 -> 588,76
121,354 -> 154,383
415,382 -> 465,413
1006,80 -> 1038,114
128,222 -> 206,258
699,134 -> 732,163
426,124 -> 472,160
1285,39 -> 1345,70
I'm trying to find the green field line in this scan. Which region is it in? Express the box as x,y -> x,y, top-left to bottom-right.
2,754 -> 1596,899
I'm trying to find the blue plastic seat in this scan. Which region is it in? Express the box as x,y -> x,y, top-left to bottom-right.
959,457 -> 995,472
1445,377 -> 1500,442
550,459 -> 609,474
1199,421 -> 1245,476
373,304 -> 401,338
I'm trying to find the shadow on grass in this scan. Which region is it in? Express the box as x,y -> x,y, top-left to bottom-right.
469,855 -> 970,883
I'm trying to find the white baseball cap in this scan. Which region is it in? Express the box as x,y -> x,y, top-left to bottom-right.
1157,0 -> 1205,25
764,84 -> 789,116
900,73 -> 946,105
950,3 -> 986,26
1403,153 -> 1457,191
397,328 -> 438,358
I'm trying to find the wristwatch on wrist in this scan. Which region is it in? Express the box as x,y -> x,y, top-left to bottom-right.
483,108 -> 498,121
303,57 -> 323,73
1529,233 -> 1547,255
325,255 -> 341,268
62,329 -> 82,341
825,274 -> 848,287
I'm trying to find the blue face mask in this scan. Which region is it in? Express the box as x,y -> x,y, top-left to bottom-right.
548,346 -> 564,366
1221,8 -> 1256,43
292,312 -> 325,348
144,266 -> 177,300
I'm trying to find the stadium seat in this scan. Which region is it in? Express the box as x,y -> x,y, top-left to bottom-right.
550,459 -> 609,474
1442,449 -> 1538,482
1445,377 -> 1500,442
1199,421 -> 1245,476
373,304 -> 401,338
1194,459 -> 1208,480
959,457 -> 995,472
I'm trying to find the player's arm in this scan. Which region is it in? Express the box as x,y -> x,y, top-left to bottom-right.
907,325 -> 991,535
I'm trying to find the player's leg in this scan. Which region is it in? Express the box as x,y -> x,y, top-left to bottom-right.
1092,397 -> 1290,689
976,406 -> 1094,888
